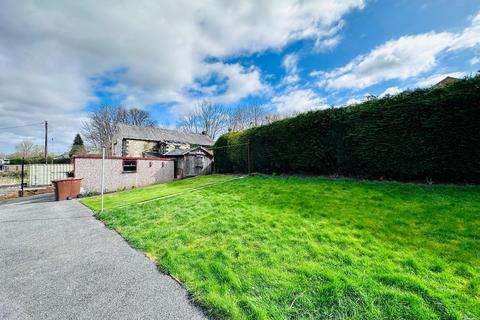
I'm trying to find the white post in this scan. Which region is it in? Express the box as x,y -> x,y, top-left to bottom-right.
100,146 -> 105,212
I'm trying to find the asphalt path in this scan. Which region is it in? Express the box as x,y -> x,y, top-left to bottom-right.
0,195 -> 208,320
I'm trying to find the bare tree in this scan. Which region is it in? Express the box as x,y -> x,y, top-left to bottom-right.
248,104 -> 268,127
83,106 -> 156,153
14,140 -> 43,158
180,102 -> 283,138
263,112 -> 283,124
228,104 -> 280,132
227,107 -> 249,132
179,101 -> 228,139
118,108 -> 157,126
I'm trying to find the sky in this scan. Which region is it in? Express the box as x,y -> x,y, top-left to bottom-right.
1,0 -> 479,154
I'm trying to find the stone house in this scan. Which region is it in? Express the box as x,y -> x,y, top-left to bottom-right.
112,123 -> 214,157
432,76 -> 460,89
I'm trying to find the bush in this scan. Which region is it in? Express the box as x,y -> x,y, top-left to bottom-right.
7,156 -> 71,165
214,75 -> 480,182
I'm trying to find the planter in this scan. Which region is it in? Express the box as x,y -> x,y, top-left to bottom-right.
52,178 -> 83,201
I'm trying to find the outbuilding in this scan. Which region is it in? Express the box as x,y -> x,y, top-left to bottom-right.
164,147 -> 213,179
73,155 -> 174,194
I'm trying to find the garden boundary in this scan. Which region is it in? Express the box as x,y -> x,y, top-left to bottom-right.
214,76 -> 480,182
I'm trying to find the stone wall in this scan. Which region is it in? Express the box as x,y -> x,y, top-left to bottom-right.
124,140 -> 157,157
165,142 -> 190,152
121,139 -> 191,157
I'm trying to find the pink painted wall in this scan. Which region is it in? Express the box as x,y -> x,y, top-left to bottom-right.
74,157 -> 174,193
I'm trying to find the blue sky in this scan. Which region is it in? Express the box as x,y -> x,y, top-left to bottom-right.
1,0 -> 479,153
213,0 -> 479,112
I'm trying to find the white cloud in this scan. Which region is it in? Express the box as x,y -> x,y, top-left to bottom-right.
271,89 -> 327,114
345,97 -> 365,106
322,32 -> 455,89
313,20 -> 345,51
0,0 -> 364,152
316,11 -> 480,90
449,12 -> 480,51
173,62 -> 268,116
470,57 -> 480,65
315,36 -> 342,51
280,53 -> 300,85
379,86 -> 402,97
282,54 -> 299,74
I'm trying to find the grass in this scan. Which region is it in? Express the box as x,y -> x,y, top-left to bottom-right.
84,176 -> 480,319
80,174 -> 236,211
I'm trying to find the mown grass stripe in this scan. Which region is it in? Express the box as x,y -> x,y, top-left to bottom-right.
115,176 -> 245,210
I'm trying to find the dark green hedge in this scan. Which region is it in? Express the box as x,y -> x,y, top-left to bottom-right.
214,76 -> 480,182
7,157 -> 71,165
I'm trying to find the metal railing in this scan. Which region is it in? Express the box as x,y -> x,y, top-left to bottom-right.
27,164 -> 73,187
1,164 -> 73,188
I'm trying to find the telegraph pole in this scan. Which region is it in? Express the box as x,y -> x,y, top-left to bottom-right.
100,146 -> 106,212
44,121 -> 48,164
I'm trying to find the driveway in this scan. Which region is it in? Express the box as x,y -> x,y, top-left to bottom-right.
0,194 -> 208,320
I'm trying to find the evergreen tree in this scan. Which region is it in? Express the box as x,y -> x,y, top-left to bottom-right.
73,133 -> 84,146
69,133 -> 86,157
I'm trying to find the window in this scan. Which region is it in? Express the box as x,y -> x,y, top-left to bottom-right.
159,142 -> 167,154
122,160 -> 137,173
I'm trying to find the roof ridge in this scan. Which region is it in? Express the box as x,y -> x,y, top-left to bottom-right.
118,123 -> 206,137
115,123 -> 214,146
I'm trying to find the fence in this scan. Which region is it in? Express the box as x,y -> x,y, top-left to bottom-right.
2,164 -> 23,172
212,142 -> 250,174
27,164 -> 73,187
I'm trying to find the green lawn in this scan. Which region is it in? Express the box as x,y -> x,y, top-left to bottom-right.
86,176 -> 480,319
81,174 -> 236,211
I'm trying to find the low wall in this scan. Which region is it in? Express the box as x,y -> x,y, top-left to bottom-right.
74,156 -> 174,193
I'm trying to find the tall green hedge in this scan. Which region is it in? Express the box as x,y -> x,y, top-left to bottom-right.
214,76 -> 480,182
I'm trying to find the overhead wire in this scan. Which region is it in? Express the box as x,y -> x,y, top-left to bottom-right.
0,122 -> 44,130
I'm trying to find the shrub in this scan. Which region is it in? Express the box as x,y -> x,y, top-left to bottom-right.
214,75 -> 480,182
7,156 -> 71,165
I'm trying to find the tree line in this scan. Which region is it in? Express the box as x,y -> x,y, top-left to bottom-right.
81,102 -> 282,154
2,102 -> 284,159
178,100 -> 282,140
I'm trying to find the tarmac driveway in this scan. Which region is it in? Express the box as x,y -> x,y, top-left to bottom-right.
0,194 -> 208,320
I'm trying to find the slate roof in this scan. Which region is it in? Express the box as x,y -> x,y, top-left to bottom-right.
116,123 -> 214,146
164,146 -> 213,157
164,149 -> 191,156
433,76 -> 460,89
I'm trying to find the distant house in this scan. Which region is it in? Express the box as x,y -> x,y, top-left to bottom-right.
0,158 -> 10,171
109,124 -> 215,179
164,147 -> 214,179
112,123 -> 214,158
433,76 -> 460,89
